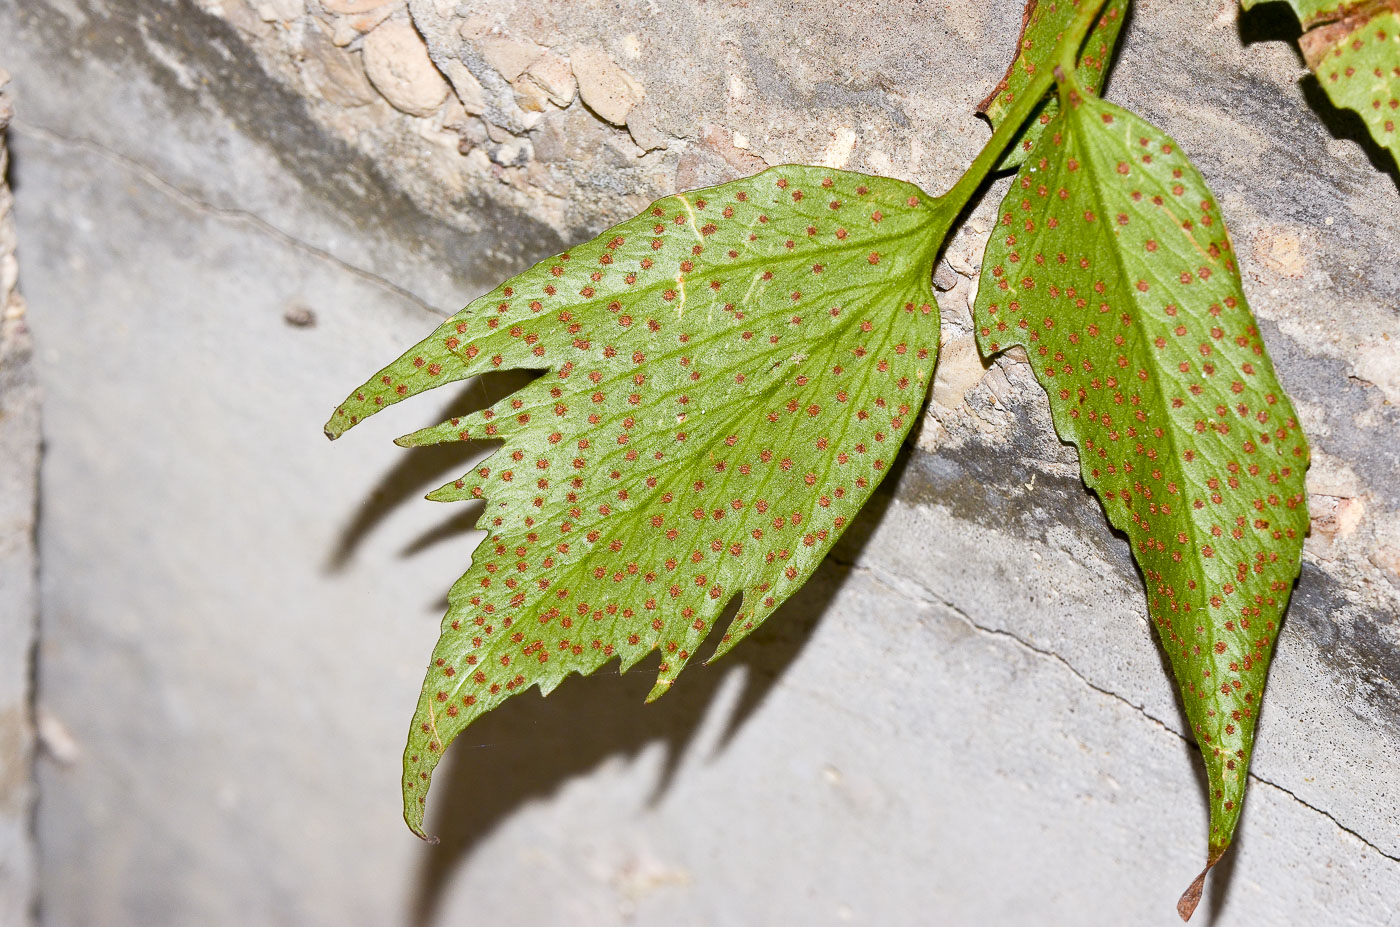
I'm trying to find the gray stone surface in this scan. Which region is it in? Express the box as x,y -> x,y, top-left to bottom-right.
0,0 -> 1397,925
0,68 -> 39,927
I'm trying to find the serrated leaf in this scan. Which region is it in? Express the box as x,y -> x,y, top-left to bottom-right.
1244,0 -> 1400,167
972,82 -> 1310,908
979,0 -> 1129,169
327,166 -> 950,836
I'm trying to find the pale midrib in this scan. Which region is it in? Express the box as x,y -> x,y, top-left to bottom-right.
1060,101 -> 1218,647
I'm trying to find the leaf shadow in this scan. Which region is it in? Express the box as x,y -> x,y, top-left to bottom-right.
401,449 -> 909,927
1235,0 -> 1305,48
1237,2 -> 1400,191
1103,0 -> 1135,100
1204,822 -> 1244,925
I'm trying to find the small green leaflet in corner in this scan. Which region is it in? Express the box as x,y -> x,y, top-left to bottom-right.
1243,0 -> 1400,166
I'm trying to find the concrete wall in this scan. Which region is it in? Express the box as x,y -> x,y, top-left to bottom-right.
0,68 -> 39,927
1,0 -> 1398,924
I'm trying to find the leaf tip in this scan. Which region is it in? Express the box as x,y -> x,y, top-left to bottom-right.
395,421 -> 452,448
644,678 -> 672,704
424,485 -> 458,503
404,801 -> 440,843
1175,865 -> 1209,921
1177,846 -> 1227,922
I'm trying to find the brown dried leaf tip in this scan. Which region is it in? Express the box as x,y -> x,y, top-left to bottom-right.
1176,842 -> 1225,921
1176,864 -> 1210,921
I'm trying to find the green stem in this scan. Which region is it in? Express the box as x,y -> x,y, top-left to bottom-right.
942,0 -> 1111,217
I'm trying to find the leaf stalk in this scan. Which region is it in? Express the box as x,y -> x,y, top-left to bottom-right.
943,0 -> 1111,217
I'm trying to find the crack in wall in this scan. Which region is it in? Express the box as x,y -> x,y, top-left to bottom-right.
11,121 -> 449,321
831,553 -> 1400,867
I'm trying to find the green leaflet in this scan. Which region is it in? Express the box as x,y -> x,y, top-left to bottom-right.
327,166 -> 951,836
1243,0 -> 1400,167
972,81 -> 1310,912
979,0 -> 1129,169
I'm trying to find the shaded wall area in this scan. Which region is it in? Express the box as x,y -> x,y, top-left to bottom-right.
0,0 -> 1398,925
0,68 -> 38,927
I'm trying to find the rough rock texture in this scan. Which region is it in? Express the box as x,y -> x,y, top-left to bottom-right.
362,15 -> 450,117
0,68 -> 38,927
0,0 -> 1397,924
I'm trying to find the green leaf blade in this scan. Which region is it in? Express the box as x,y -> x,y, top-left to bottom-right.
327,165 -> 951,837
973,88 -> 1310,872
979,0 -> 1129,169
